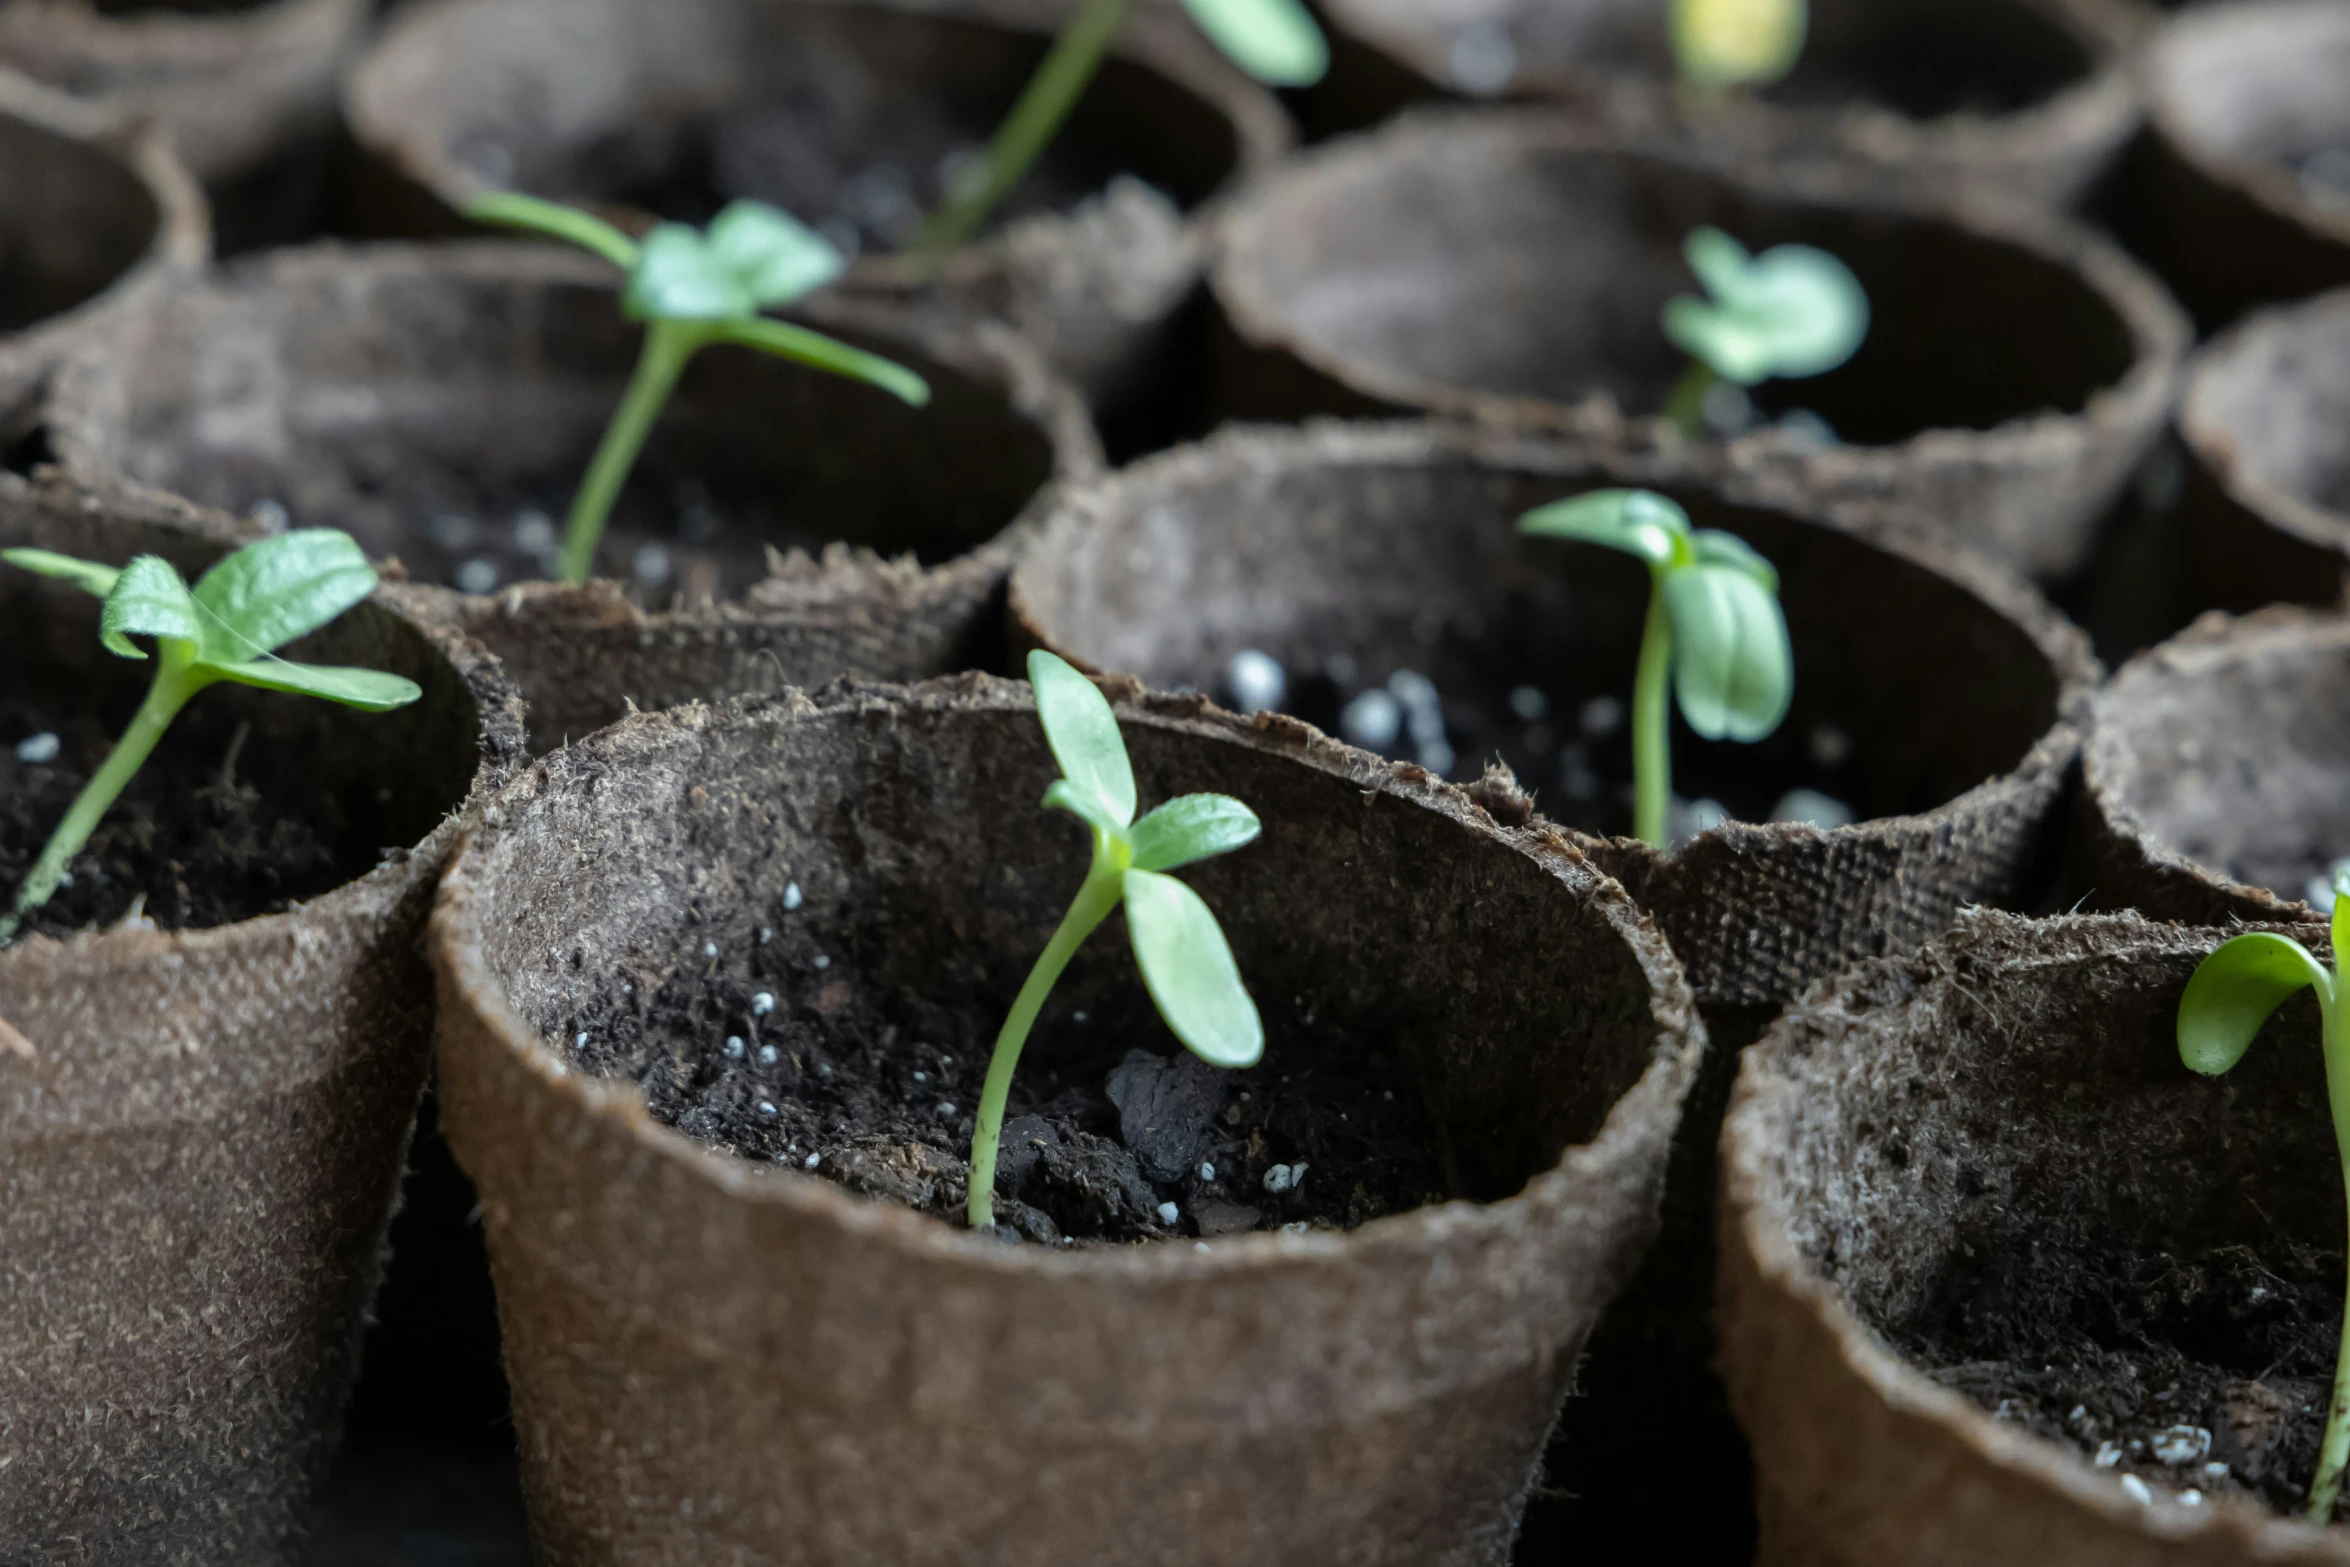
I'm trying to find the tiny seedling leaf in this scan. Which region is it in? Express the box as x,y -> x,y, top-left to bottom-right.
101,556 -> 203,659
1684,226 -> 1754,301
1123,867 -> 1263,1068
212,659 -> 422,712
1665,228 -> 1869,385
463,192 -> 642,270
1518,488 -> 1690,567
1181,0 -> 1331,85
1029,649 -> 1136,830
1128,793 -> 1261,872
1671,0 -> 1807,87
710,316 -> 931,406
191,529 -> 377,661
1664,562 -> 1792,741
1690,529 -> 1781,593
2178,932 -> 2332,1077
704,200 -> 845,307
1042,776 -> 1130,838
626,223 -> 754,322
1,548 -> 120,598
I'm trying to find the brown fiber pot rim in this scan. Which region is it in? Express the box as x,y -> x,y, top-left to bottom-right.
429,673 -> 1704,1282
2178,287 -> 2350,571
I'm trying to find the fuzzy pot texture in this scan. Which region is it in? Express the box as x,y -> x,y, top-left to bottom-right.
1719,910 -> 2350,1566
429,672 -> 1702,1566
0,471 -> 526,1563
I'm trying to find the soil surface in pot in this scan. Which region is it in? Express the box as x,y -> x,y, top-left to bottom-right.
568,936 -> 1449,1244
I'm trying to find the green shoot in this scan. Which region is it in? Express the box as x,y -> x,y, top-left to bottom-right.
1660,226 -> 1869,439
2178,876 -> 2350,1523
0,531 -> 422,944
1671,0 -> 1806,94
968,650 -> 1265,1229
1517,489 -> 1793,849
465,192 -> 932,584
917,0 -> 1329,257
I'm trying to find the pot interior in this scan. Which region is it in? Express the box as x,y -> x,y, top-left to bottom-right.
1018,448 -> 2063,832
1231,138 -> 2137,445
1764,920 -> 2344,1516
2187,296 -> 2350,528
475,694 -> 1665,1238
0,111 -> 158,336
2157,2 -> 2350,190
61,248 -> 1059,598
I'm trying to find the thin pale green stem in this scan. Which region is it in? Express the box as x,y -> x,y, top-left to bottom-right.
1632,574 -> 1674,849
917,0 -> 1129,259
2314,985 -> 2350,1523
968,842 -> 1125,1228
1,646 -> 212,944
560,319 -> 705,584
1662,361 -> 1718,439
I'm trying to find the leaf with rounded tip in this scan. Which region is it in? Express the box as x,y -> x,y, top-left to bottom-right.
1517,488 -> 1690,566
706,200 -> 845,307
2178,932 -> 2332,1077
1666,234 -> 1868,384
625,224 -> 752,321
191,529 -> 378,661
1684,226 -> 1753,301
1664,561 -> 1792,742
1182,0 -> 1330,84
100,556 -> 202,660
1671,0 -> 1807,89
1662,295 -> 1777,385
1690,529 -> 1780,593
214,659 -> 423,712
1129,793 -> 1260,872
3,548 -> 120,598
710,316 -> 931,405
1123,868 -> 1262,1068
1029,649 -> 1135,829
463,192 -> 641,270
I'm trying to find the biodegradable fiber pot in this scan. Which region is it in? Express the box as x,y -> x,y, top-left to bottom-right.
0,473 -> 525,1561
1719,911 -> 2350,1566
429,674 -> 1702,1565
1313,0 -> 2140,208
1010,421 -> 2097,1014
1210,111 -> 2189,581
343,0 -> 1293,421
0,67 -> 204,443
2082,606 -> 2350,928
40,239 -> 1100,755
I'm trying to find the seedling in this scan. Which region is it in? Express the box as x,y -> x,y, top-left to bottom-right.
0,531 -> 421,944
966,650 -> 1264,1229
1517,489 -> 1792,849
917,0 -> 1328,256
2178,873 -> 2350,1522
1660,226 -> 1869,439
466,192 -> 930,584
1671,0 -> 1807,94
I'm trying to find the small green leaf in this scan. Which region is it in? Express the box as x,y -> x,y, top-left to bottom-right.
1028,649 -> 1136,830
101,556 -> 203,659
1129,793 -> 1261,872
1663,296 -> 1778,385
213,659 -> 423,712
1518,489 -> 1691,567
1690,529 -> 1780,593
1042,777 -> 1129,839
2,548 -> 121,598
191,530 -> 377,662
2178,931 -> 2332,1077
1123,868 -> 1263,1068
1181,0 -> 1330,85
463,191 -> 642,270
1663,561 -> 1792,742
1666,232 -> 1869,385
625,224 -> 753,322
710,316 -> 931,406
1671,0 -> 1807,88
705,201 -> 844,308
1684,227 -> 1754,301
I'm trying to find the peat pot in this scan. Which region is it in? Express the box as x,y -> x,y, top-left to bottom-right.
2142,0 -> 2350,329
344,0 -> 1293,437
2083,606 -> 2350,928
1721,911 -> 2350,1566
0,68 -> 204,444
0,0 -> 369,250
40,239 -> 1100,755
429,675 -> 1703,1565
1211,112 -> 2189,581
0,473 -> 525,1561
1313,0 -> 2140,208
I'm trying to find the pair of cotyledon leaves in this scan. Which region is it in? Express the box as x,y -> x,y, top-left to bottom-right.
1518,489 -> 1793,743
1028,650 -> 1265,1070
2178,868 -> 2350,1080
1,531 -> 421,711
1664,226 -> 1869,388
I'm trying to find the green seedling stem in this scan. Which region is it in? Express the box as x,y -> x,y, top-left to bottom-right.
0,531 -> 422,944
1517,489 -> 1793,849
968,650 -> 1266,1229
2177,879 -> 2350,1522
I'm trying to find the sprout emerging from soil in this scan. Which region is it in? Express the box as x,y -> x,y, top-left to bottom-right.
1672,0 -> 1806,92
2178,876 -> 2350,1522
0,532 -> 421,944
918,0 -> 1328,256
966,651 -> 1265,1229
1517,489 -> 1793,849
1661,226 -> 1869,439
465,192 -> 931,584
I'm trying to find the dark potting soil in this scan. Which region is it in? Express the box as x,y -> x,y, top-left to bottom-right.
565,934 -> 1451,1245
1902,1233 -> 2347,1518
0,684 -> 365,938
